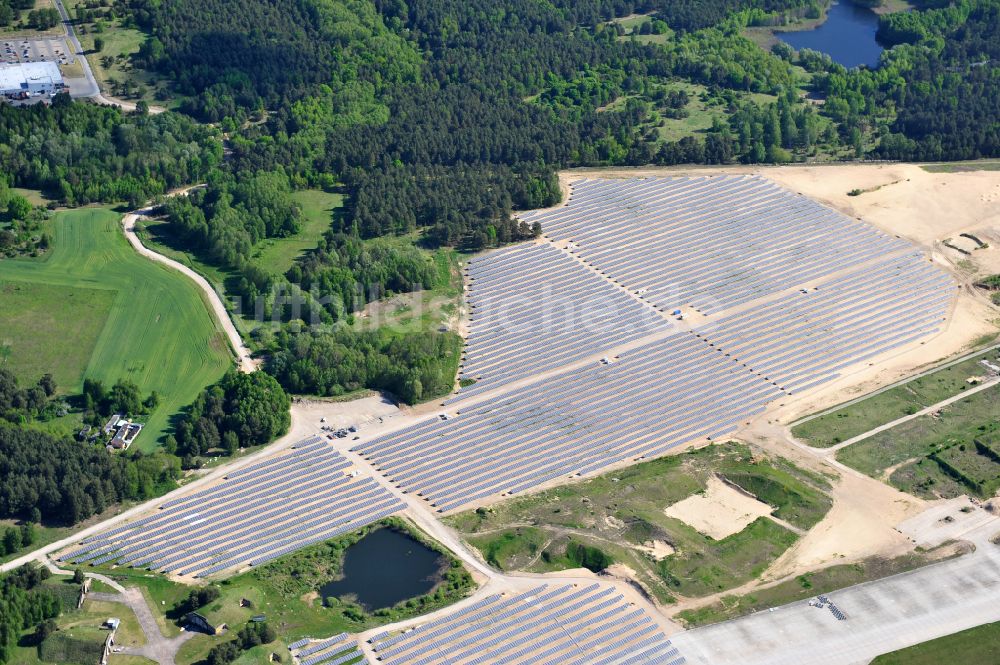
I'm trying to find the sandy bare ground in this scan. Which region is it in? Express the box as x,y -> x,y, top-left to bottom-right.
635,540 -> 676,560
664,476 -> 774,540
763,467 -> 920,580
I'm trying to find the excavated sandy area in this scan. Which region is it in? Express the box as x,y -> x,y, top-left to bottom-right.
664,476 -> 773,540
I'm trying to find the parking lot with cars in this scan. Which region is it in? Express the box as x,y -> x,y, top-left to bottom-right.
3,37 -> 74,66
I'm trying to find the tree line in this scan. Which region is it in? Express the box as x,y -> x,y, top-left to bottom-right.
0,369 -> 58,423
160,171 -> 302,268
0,0 -> 33,26
0,423 -> 181,525
167,370 -> 290,466
265,326 -> 462,404
0,95 -> 221,207
0,182 -> 50,258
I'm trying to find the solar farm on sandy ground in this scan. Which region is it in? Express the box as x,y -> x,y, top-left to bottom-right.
50,174 -> 960,665
59,175 -> 954,576
355,175 -> 954,513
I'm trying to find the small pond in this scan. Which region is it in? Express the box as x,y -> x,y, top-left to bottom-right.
319,528 -> 445,611
778,1 -> 885,69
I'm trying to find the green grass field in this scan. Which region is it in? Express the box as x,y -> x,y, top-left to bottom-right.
0,207 -> 233,449
448,443 -> 832,602
253,190 -> 344,274
836,386 -> 1000,499
793,346 -> 1000,447
0,281 -> 115,389
872,620 -> 1000,664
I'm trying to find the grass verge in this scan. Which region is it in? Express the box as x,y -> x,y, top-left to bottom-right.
836,386 -> 1000,500
792,347 -> 1000,448
870,619 -> 1000,664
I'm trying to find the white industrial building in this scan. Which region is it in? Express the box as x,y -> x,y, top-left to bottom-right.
0,62 -> 63,96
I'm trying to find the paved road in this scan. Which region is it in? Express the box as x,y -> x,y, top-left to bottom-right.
671,520 -> 1000,665
52,0 -> 165,111
50,0 -> 97,98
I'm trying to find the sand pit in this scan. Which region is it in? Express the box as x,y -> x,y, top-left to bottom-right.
635,540 -> 676,560
664,477 -> 773,540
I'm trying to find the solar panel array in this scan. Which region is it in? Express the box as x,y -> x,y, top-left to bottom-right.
292,633 -> 370,665
61,438 -> 405,578
519,176 -> 913,315
459,242 -> 667,395
356,333 -> 782,512
368,582 -> 685,665
353,176 -> 957,512
696,252 -> 954,393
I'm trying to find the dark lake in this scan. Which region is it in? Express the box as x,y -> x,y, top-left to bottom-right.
319,528 -> 445,611
778,2 -> 884,68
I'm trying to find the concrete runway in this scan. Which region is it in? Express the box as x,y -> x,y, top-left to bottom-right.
671,520 -> 1000,665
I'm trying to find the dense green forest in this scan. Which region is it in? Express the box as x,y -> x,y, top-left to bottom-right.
0,565 -> 63,665
0,423 -> 181,525
130,0 -> 999,252
0,96 -> 221,207
265,326 -> 463,404
0,0 -> 33,26
169,370 -> 290,464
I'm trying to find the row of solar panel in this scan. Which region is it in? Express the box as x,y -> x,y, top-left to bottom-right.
63,447 -> 404,578
457,242 -> 667,395
356,331 -> 783,511
368,583 -> 683,665
523,177 -> 912,316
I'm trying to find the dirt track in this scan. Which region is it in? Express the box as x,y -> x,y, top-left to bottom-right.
121,203 -> 258,373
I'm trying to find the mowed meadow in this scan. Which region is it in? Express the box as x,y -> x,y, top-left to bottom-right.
0,207 -> 233,449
